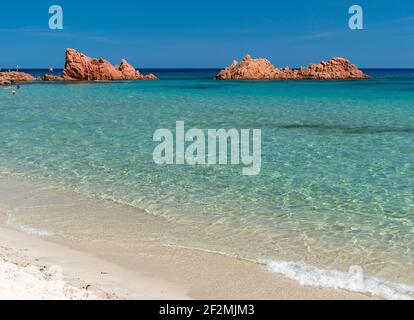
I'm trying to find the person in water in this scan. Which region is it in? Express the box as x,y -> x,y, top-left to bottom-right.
10,85 -> 19,95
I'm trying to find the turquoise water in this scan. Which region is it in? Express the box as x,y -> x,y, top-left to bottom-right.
1,70 -> 414,293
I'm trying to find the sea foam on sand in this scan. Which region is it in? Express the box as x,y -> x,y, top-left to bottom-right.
0,260 -> 97,300
265,260 -> 414,300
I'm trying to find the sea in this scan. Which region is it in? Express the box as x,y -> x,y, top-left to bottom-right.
1,68 -> 414,299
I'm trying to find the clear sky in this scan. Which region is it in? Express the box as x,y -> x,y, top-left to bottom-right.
1,0 -> 413,68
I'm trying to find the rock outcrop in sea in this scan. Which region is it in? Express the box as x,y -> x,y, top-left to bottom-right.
1,49 -> 157,85
59,49 -> 157,81
215,55 -> 369,80
0,72 -> 37,85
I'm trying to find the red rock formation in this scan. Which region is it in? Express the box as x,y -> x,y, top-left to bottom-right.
216,55 -> 369,80
215,55 -> 278,80
61,49 -> 157,81
1,49 -> 157,85
0,72 -> 37,85
41,74 -> 65,81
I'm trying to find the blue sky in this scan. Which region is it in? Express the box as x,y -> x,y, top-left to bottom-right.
1,0 -> 413,68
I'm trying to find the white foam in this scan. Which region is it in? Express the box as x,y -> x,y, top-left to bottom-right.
264,260 -> 414,300
5,211 -> 55,237
0,261 -> 97,300
18,224 -> 55,237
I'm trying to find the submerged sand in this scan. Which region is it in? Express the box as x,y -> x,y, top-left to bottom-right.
0,174 -> 373,300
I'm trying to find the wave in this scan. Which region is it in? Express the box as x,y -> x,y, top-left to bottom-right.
264,260 -> 414,300
164,244 -> 414,300
5,211 -> 55,237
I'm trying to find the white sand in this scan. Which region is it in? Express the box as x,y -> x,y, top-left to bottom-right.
0,260 -> 97,300
0,224 -> 376,300
0,226 -> 190,300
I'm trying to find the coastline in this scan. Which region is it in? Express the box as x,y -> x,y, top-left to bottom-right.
1,0 -> 413,304
0,174 -> 373,300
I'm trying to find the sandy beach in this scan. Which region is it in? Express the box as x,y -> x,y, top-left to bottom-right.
0,174 -> 373,300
